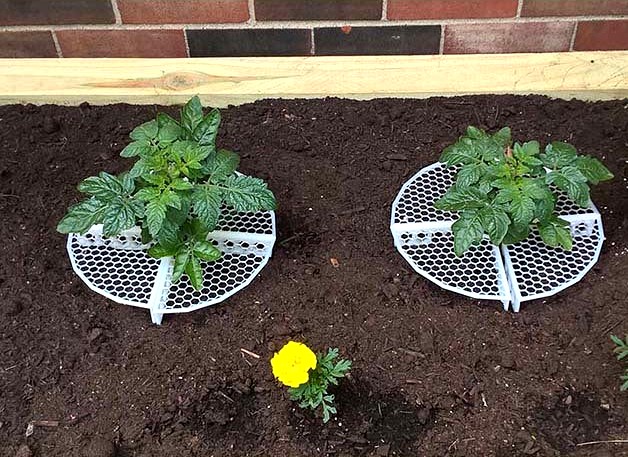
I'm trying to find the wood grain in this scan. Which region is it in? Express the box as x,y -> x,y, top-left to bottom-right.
0,52 -> 626,106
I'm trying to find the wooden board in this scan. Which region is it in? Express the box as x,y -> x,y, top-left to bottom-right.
0,51 -> 626,106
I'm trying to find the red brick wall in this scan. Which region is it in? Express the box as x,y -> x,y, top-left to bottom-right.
0,0 -> 626,57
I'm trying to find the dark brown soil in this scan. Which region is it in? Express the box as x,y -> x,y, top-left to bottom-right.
0,95 -> 627,457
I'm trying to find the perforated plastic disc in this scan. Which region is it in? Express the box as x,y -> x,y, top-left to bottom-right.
67,205 -> 276,324
390,162 -> 605,311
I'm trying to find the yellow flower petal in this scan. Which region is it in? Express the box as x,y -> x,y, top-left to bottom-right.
270,341 -> 317,388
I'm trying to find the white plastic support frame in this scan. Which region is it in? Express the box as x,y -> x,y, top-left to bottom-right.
67,206 -> 276,324
390,162 -> 605,311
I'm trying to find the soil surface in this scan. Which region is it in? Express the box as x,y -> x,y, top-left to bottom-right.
0,95 -> 627,457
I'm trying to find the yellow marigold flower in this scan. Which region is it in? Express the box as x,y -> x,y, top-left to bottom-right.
270,341 -> 317,388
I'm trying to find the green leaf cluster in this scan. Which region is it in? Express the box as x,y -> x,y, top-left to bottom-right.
288,348 -> 352,423
611,335 -> 628,391
57,96 -> 277,290
435,126 -> 613,256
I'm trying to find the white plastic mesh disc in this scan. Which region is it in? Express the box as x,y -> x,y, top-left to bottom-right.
391,162 -> 605,311
67,206 -> 276,324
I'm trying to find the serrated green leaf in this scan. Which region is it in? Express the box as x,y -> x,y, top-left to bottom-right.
538,217 -> 573,250
170,178 -> 194,191
502,223 -> 530,245
509,192 -> 536,227
146,199 -> 167,237
192,186 -> 222,231
161,189 -> 181,209
452,210 -> 484,256
157,113 -> 182,144
575,156 -> 614,185
520,178 -> 549,200
541,141 -> 577,169
156,216 -> 180,247
534,196 -> 555,224
121,140 -> 152,158
547,167 -> 590,207
193,240 -> 221,261
172,250 -> 189,284
78,172 -> 125,200
135,187 -> 161,202
193,108 -> 221,147
220,175 -> 276,212
209,149 -> 240,183
456,163 -> 486,187
479,206 -> 510,245
181,96 -> 203,136
492,127 -> 511,147
130,120 -> 158,142
129,159 -> 151,178
57,198 -> 107,234
148,243 -> 179,258
466,126 -> 485,139
611,335 -> 625,347
185,255 -> 204,290
434,186 -> 488,211
103,199 -> 137,237
439,141 -> 480,166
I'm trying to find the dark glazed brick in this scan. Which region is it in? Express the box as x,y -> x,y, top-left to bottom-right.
0,0 -> 114,25
187,29 -> 311,57
0,31 -> 57,58
314,26 -> 440,56
255,0 -> 382,21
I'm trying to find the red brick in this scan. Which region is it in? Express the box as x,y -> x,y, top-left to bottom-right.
388,0 -> 517,20
522,0 -> 628,17
444,22 -> 574,54
574,20 -> 628,51
118,0 -> 249,24
255,0 -> 382,21
57,30 -> 187,58
0,0 -> 114,26
0,32 -> 57,58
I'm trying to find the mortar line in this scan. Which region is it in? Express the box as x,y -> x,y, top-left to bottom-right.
439,25 -> 445,54
183,28 -> 191,57
110,0 -> 122,24
516,0 -> 524,18
248,0 -> 256,24
382,0 -> 388,21
310,28 -> 315,55
569,21 -> 579,51
0,15 -> 626,32
51,30 -> 63,57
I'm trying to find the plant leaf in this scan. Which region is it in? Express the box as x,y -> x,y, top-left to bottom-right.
509,192 -> 536,227
491,127 -> 511,147
456,163 -> 486,187
451,210 -> 484,256
193,240 -> 221,261
479,206 -> 510,245
185,255 -> 204,290
146,199 -> 167,237
434,186 -> 488,211
192,186 -> 222,231
56,198 -> 107,234
575,156 -> 614,185
78,172 -> 126,200
439,140 -> 480,166
130,120 -> 158,142
193,108 -> 221,147
541,141 -> 577,169
209,149 -> 240,183
103,199 -> 137,237
220,175 -> 276,212
547,166 -> 590,207
538,217 -> 572,250
157,113 -> 182,144
181,95 -> 203,136
502,223 -> 530,245
172,250 -> 189,284
121,140 -> 152,158
148,243 -> 179,258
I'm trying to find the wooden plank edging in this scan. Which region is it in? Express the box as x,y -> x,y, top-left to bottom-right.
0,51 -> 626,106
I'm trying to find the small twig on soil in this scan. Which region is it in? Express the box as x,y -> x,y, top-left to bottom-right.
577,440 -> 628,447
240,348 -> 261,359
31,420 -> 59,427
217,391 -> 235,403
0,193 -> 19,198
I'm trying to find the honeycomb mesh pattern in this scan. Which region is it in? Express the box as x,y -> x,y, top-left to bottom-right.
67,205 -> 276,322
391,162 -> 605,310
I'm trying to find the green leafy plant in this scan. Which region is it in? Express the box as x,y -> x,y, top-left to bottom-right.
270,342 -> 352,423
434,126 -> 613,256
611,335 -> 628,391
57,96 -> 276,290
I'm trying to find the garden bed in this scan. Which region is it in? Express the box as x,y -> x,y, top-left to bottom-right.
0,95 -> 627,457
